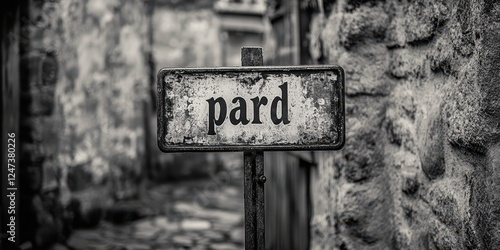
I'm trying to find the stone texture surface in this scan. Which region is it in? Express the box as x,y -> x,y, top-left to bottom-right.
53,0 -> 150,201
310,0 -> 500,249
17,0 -> 151,247
57,179 -> 244,250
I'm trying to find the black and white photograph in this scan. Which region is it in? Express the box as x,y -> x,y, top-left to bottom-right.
1,0 -> 499,249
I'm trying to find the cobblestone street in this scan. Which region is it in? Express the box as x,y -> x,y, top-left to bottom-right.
60,178 -> 245,250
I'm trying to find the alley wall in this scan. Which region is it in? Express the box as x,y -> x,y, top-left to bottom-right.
14,0 -> 231,246
16,0 -> 151,246
309,0 -> 500,249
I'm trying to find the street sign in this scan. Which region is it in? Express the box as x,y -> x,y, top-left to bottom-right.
157,65 -> 345,152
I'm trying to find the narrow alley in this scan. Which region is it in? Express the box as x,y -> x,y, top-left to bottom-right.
64,178 -> 244,250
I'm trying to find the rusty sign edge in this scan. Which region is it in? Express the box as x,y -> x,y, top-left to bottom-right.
157,65 -> 345,153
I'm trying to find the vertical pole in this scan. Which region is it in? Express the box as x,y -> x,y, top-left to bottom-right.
241,47 -> 265,250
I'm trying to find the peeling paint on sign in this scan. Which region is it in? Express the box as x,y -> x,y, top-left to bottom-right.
157,66 -> 345,152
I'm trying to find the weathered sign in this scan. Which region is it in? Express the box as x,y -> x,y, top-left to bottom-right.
157,66 -> 345,152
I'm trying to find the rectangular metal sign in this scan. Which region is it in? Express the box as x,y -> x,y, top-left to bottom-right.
157,65 -> 345,152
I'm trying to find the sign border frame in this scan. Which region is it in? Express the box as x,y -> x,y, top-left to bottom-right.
157,65 -> 345,152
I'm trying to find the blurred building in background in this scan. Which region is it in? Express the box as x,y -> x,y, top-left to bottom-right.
215,0 -> 266,66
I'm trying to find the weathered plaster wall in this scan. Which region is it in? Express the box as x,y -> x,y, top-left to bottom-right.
310,0 -> 500,249
53,0 -> 150,210
19,0 -> 151,246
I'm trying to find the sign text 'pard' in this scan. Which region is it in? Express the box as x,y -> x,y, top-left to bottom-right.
157,66 -> 345,152
206,83 -> 290,135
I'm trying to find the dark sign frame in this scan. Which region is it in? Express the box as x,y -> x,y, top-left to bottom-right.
157,65 -> 345,152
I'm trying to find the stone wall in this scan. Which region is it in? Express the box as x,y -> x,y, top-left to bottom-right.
17,0 -> 151,247
310,0 -> 500,249
53,0 -> 150,202
16,0 -> 233,246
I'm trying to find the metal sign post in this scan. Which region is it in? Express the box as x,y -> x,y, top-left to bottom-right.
157,46 -> 345,250
241,47 -> 266,250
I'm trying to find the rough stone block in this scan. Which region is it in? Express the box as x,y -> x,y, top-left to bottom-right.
404,0 -> 449,45
340,184 -> 392,246
338,45 -> 392,96
428,220 -> 459,250
389,50 -> 426,79
443,69 -> 487,154
341,125 -> 383,182
338,6 -> 389,48
401,171 -> 419,195
427,185 -> 460,229
419,110 -> 446,180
